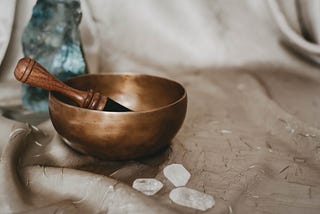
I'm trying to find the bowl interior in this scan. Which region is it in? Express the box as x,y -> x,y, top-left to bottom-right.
55,74 -> 186,111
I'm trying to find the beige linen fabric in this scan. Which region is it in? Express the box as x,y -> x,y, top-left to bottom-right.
1,0 -> 320,213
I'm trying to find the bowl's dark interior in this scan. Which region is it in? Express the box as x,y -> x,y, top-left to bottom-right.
55,74 -> 185,111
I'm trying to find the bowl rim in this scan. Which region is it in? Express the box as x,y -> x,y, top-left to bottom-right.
49,73 -> 187,115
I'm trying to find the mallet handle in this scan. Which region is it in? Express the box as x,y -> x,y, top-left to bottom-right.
14,57 -> 106,110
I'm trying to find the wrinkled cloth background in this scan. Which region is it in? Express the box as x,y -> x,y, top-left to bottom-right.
1,0 -> 320,213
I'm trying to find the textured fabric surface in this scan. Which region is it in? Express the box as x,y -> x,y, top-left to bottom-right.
1,0 -> 320,213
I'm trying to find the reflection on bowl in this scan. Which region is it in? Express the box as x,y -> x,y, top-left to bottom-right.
49,74 -> 187,160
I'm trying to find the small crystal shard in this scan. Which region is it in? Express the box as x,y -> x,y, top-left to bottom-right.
221,129 -> 232,134
169,187 -> 215,211
132,178 -> 163,196
163,164 -> 191,187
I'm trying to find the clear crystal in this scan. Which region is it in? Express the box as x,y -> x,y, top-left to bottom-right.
163,164 -> 190,187
169,187 -> 215,211
132,178 -> 163,196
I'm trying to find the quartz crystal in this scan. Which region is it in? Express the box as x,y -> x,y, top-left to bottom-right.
21,0 -> 87,111
132,178 -> 163,196
169,187 -> 215,211
163,164 -> 190,187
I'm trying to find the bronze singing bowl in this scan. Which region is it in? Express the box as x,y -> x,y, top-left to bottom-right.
49,74 -> 187,160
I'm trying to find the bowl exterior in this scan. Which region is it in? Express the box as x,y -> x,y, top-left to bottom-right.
48,75 -> 187,160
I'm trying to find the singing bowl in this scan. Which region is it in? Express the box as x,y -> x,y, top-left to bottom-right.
49,74 -> 187,160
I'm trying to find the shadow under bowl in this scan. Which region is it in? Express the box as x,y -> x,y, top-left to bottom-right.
49,73 -> 187,160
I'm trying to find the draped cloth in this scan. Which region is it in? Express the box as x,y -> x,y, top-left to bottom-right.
1,0 -> 320,213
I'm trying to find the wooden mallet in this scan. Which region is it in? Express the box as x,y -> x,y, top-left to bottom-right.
14,57 -> 131,112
